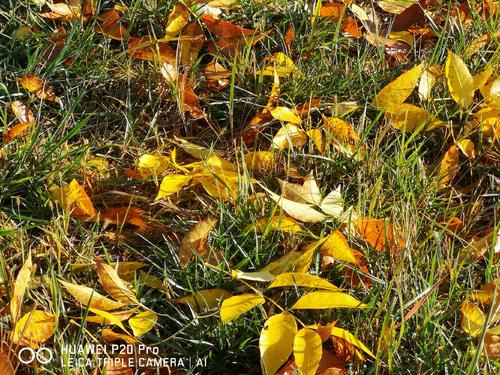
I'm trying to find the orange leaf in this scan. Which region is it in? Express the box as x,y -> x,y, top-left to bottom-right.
97,10 -> 128,41
355,217 -> 403,253
128,37 -> 176,63
3,122 -> 34,143
342,17 -> 362,38
200,14 -> 255,39
320,3 -> 345,20
18,76 -> 61,103
100,207 -> 148,230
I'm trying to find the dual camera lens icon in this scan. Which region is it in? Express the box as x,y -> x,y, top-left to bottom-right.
18,347 -> 53,364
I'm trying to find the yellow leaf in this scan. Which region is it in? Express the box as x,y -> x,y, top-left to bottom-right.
385,103 -> 443,132
12,310 -> 56,348
176,137 -> 222,159
179,217 -> 217,265
220,293 -> 265,323
244,151 -> 275,172
102,328 -> 138,344
96,258 -> 138,305
164,3 -> 189,38
461,301 -> 485,337
156,174 -> 192,200
323,117 -> 360,144
437,145 -> 459,188
272,123 -> 307,149
388,31 -> 414,46
231,269 -> 276,282
320,231 -> 358,264
260,313 -> 297,375
330,326 -> 375,359
137,154 -> 170,179
293,328 -> 322,375
373,63 -> 424,111
0,349 -> 14,375
177,289 -> 233,312
10,255 -> 33,323
445,51 -> 475,108
270,107 -> 301,124
319,187 -> 344,217
306,128 -> 323,153
84,310 -> 135,325
378,0 -> 418,14
88,308 -> 127,332
179,21 -> 204,68
60,280 -> 125,311
252,215 -> 302,234
193,174 -> 239,201
456,139 -> 475,159
418,65 -> 441,102
292,290 -> 366,309
18,75 -> 62,103
50,179 -> 96,219
473,64 -> 494,91
262,185 -> 328,223
256,52 -> 301,77
129,310 -> 157,337
268,272 -> 340,291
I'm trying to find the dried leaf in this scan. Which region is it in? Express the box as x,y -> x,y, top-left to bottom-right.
18,76 -> 62,103
156,174 -> 192,200
437,145 -> 459,188
0,349 -> 14,375
385,103 -> 443,132
179,22 -> 205,67
330,326 -> 375,359
137,153 -> 170,179
220,293 -> 265,323
60,279 -> 125,311
129,310 -> 157,337
11,100 -> 34,123
12,310 -> 56,348
50,179 -> 96,220
10,255 -> 33,322
323,117 -> 360,144
260,313 -> 297,375
96,258 -> 139,305
272,123 -> 307,149
320,231 -> 358,264
355,217 -> 403,253
244,151 -> 275,172
102,328 -> 138,344
178,217 -> 217,265
456,139 -> 476,159
252,215 -> 302,234
164,3 -> 190,37
128,37 -> 176,63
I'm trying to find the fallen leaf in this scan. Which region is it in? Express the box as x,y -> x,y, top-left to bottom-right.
271,107 -> 301,124
50,179 -> 96,220
87,308 -> 128,332
256,52 -> 301,77
385,103 -> 443,132
456,139 -> 476,159
10,255 -> 33,323
177,289 -> 233,312
179,22 -> 205,67
164,3 -> 190,37
483,326 -> 500,359
12,310 -> 56,348
293,328 -> 322,375
461,301 -> 485,337
251,215 -> 302,234
268,272 -> 340,291
355,217 -> 403,253
220,293 -> 265,323
127,37 -> 176,63
60,279 -> 125,311
97,9 -> 128,41
137,153 -> 170,179
0,349 -> 14,375
129,310 -> 157,337
178,217 -> 217,265
272,123 -> 307,149
260,313 -> 297,375
244,151 -> 275,172
100,207 -> 148,230
102,328 -> 138,344
323,117 -> 360,144
437,145 -> 459,188
291,291 -> 366,309
96,258 -> 139,305
330,326 -> 375,359
18,76 -> 62,103
11,100 -> 34,123
156,174 -> 193,200
320,231 -> 359,264
378,0 -> 418,14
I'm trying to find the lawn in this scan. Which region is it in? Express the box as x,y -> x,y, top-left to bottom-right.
0,1 -> 498,374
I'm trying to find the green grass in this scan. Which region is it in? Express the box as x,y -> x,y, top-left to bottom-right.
0,0 -> 499,374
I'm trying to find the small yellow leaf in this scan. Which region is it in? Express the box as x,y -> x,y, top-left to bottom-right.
438,145 -> 459,188
445,51 -> 475,108
293,328 -> 322,375
323,117 -> 360,145
244,151 -> 275,172
50,179 -> 95,220
306,128 -> 323,153
256,52 -> 302,77
137,154 -> 170,179
260,313 -> 297,375
60,280 -> 125,311
12,310 -> 56,348
330,326 -> 375,359
252,215 -> 302,234
272,123 -> 307,149
461,301 -> 485,337
129,310 -> 157,337
164,3 -> 189,38
88,308 -> 127,332
418,65 -> 441,102
270,107 -> 301,124
220,293 -> 265,323
473,64 -> 494,91
156,174 -> 192,200
320,231 -> 358,264
179,217 -> 217,265
10,255 -> 33,323
373,63 -> 424,111
268,272 -> 340,291
96,258 -> 138,305
388,31 -> 414,46
291,290 -> 366,309
177,289 -> 233,312
456,139 -> 475,159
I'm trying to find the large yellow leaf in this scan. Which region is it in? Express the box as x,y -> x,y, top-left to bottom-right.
220,293 -> 265,323
96,259 -> 138,305
445,51 -> 475,108
156,174 -> 192,200
179,217 -> 217,265
268,272 -> 340,291
293,328 -> 322,375
137,154 -> 170,179
177,289 -> 233,312
270,107 -> 301,124
461,301 -> 485,337
372,63 -> 424,111
60,280 -> 124,311
10,255 -> 33,323
260,313 -> 297,375
12,310 -> 56,348
292,291 -> 366,309
0,349 -> 14,375
320,231 -> 358,264
330,326 -> 375,358
129,310 -> 157,337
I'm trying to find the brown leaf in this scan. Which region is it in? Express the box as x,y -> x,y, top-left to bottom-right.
97,10 -> 128,41
3,122 -> 34,144
18,76 -> 62,103
179,22 -> 205,68
128,37 -> 176,63
342,17 -> 362,38
179,217 -> 217,265
96,258 -> 139,305
200,14 -> 255,39
0,349 -> 14,375
392,2 -> 426,31
100,206 -> 148,230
